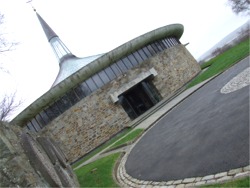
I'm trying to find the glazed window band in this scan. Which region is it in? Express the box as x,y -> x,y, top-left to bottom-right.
27,37 -> 180,132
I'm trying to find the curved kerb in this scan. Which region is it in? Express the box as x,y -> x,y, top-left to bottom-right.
115,113 -> 250,187
116,142 -> 250,187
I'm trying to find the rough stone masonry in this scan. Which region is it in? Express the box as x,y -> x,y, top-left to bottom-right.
0,121 -> 79,187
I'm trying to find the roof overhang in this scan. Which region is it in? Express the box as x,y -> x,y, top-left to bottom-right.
11,23 -> 184,126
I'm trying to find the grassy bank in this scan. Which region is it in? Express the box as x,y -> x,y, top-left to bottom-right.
188,38 -> 249,88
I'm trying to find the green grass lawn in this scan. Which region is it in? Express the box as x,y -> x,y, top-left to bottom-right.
188,38 -> 249,88
201,177 -> 249,187
109,128 -> 144,150
71,128 -> 132,169
74,153 -> 121,187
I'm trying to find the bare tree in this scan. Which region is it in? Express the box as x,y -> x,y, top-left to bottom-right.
211,48 -> 221,57
227,0 -> 250,15
0,12 -> 22,121
0,12 -> 18,72
237,26 -> 250,42
0,12 -> 18,54
0,92 -> 22,121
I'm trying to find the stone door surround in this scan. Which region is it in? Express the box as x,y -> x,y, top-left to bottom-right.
110,68 -> 158,103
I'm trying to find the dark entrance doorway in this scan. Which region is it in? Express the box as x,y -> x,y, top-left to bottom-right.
118,79 -> 162,119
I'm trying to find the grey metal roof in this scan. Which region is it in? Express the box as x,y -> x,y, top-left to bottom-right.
36,12 -> 93,87
51,53 -> 104,87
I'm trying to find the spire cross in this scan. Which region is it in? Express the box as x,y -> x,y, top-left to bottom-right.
26,0 -> 36,12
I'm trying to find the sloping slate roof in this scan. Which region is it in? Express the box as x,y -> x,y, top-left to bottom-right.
11,23 -> 184,126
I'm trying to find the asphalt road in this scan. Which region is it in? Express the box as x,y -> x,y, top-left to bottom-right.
125,57 -> 249,181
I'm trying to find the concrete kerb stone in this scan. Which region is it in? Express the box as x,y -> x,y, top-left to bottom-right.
182,177 -> 196,184
214,172 -> 227,178
201,175 -> 214,181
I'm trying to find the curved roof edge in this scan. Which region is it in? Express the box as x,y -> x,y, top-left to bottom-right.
11,23 -> 184,126
51,53 -> 104,87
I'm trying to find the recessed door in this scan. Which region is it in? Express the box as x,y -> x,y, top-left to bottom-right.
118,80 -> 162,119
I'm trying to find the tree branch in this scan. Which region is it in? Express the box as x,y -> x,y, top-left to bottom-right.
0,92 -> 23,121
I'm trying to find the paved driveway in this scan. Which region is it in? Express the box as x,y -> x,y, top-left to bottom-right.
125,57 -> 249,181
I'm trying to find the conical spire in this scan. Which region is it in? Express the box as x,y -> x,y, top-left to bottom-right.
36,12 -> 58,42
35,11 -> 72,61
34,10 -> 102,88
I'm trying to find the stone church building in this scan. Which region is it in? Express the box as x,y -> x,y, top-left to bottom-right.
11,11 -> 201,163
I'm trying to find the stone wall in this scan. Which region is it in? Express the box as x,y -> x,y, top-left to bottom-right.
0,121 -> 79,187
40,44 -> 201,163
151,45 -> 201,98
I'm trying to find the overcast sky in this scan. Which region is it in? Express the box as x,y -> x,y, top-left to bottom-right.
0,0 -> 249,119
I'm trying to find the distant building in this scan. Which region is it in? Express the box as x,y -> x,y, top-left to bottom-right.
11,11 -> 201,163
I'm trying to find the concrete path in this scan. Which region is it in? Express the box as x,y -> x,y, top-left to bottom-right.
125,57 -> 250,182
134,77 -> 215,130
